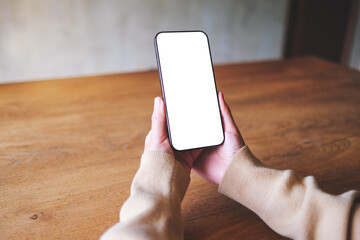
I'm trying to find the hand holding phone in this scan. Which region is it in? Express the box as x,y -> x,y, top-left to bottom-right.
154,31 -> 224,151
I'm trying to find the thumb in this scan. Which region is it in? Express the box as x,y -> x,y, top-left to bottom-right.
151,97 -> 167,141
218,91 -> 239,135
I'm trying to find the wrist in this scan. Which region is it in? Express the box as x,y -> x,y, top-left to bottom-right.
218,144 -> 246,184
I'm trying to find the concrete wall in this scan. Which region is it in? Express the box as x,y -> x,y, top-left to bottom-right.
0,0 -> 288,83
348,2 -> 360,70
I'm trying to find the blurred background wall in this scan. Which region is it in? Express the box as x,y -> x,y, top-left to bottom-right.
1,0 -> 359,84
349,1 -> 360,69
0,0 -> 288,83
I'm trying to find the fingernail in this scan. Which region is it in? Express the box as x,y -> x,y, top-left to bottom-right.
154,97 -> 159,109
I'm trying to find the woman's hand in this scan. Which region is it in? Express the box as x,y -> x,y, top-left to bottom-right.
144,97 -> 173,156
144,97 -> 202,174
192,91 -> 245,185
144,92 -> 243,179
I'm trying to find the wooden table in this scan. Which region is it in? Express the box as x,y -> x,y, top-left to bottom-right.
1,57 -> 359,239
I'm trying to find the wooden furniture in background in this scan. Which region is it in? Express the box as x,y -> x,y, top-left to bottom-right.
285,0 -> 359,64
1,57 -> 359,239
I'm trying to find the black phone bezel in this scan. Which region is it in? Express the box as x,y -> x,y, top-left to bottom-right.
154,30 -> 225,152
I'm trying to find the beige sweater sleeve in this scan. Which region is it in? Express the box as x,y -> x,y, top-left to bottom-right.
100,151 -> 190,240
219,145 -> 360,240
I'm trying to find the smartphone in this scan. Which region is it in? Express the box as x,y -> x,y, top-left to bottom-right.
154,31 -> 224,151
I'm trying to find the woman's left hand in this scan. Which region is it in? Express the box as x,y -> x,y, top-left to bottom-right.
144,97 -> 202,174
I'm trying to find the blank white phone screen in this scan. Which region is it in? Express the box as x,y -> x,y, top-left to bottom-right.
155,31 -> 224,151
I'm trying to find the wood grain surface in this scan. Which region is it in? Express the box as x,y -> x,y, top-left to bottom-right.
1,57 -> 359,239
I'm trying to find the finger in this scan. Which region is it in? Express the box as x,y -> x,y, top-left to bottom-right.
145,130 -> 152,147
151,97 -> 167,140
218,91 -> 239,135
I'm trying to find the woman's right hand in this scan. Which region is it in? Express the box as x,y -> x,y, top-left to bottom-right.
192,91 -> 245,185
